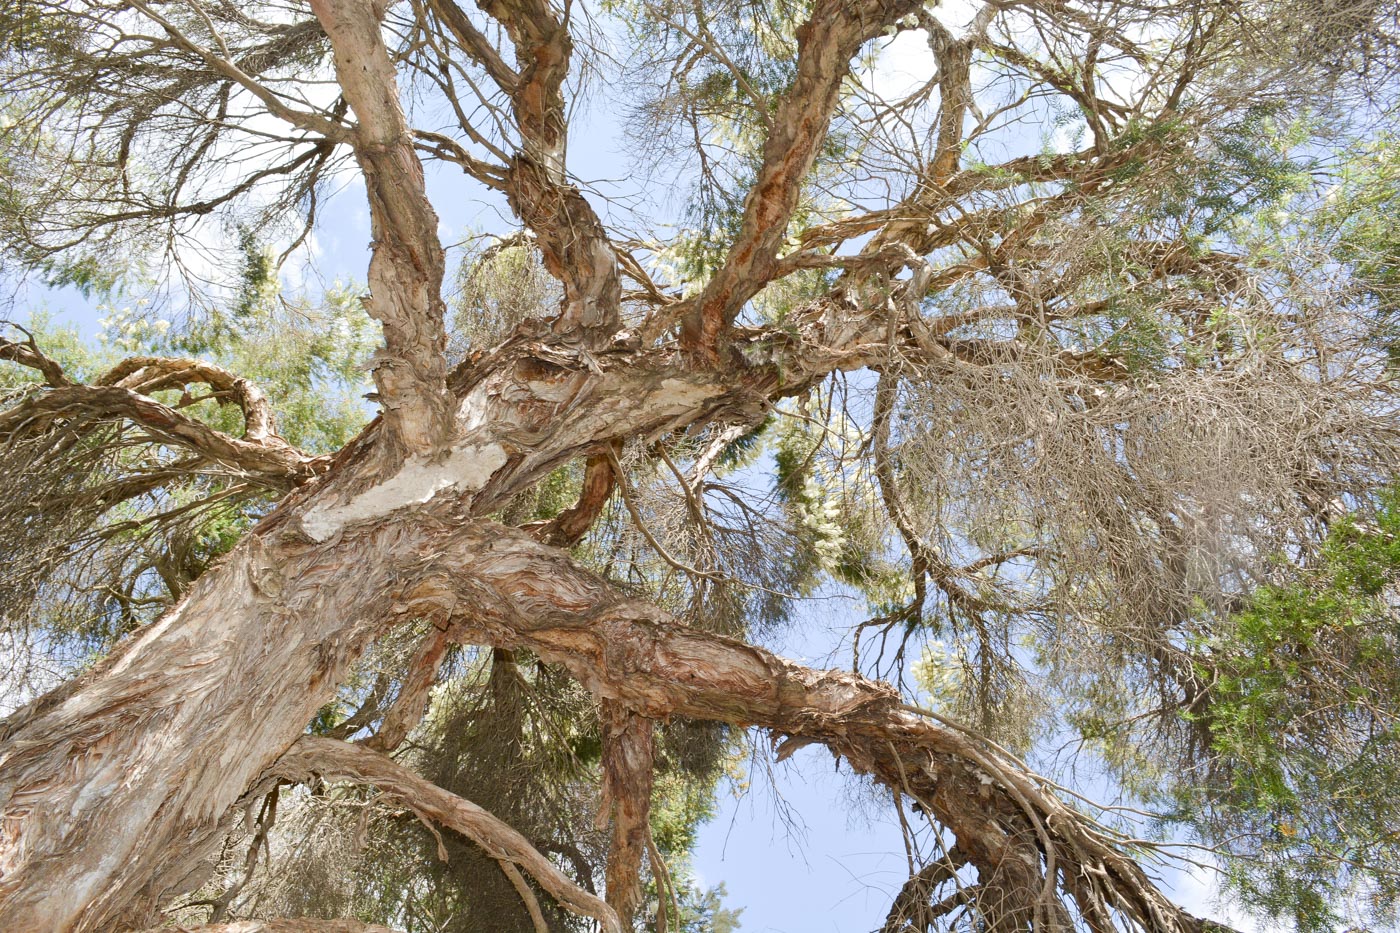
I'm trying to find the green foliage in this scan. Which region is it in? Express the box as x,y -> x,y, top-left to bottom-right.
1336,148 -> 1400,284
1318,136 -> 1400,365
1181,495 -> 1400,930
168,267 -> 377,455
653,880 -> 742,933
1187,107 -> 1315,235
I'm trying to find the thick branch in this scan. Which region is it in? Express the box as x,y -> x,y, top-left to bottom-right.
682,0 -> 924,355
530,448 -> 618,547
311,0 -> 456,461
0,313 -> 1219,931
98,356 -> 282,443
473,0 -> 622,344
0,385 -> 317,487
405,521 -> 1225,933
598,701 -> 655,929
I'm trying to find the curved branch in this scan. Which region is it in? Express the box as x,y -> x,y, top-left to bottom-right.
411,520 -> 1231,933
98,356 -> 282,443
528,447 -> 618,548
0,385 -> 317,488
273,736 -> 622,933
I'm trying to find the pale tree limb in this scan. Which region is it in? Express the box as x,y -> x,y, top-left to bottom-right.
498,860 -> 550,933
273,736 -> 623,933
311,0 -> 457,462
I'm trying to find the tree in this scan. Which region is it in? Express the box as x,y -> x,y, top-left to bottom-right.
1,0 -> 1399,930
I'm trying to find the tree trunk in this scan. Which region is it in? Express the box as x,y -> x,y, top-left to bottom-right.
0,514 -> 435,930
0,333 -> 1219,931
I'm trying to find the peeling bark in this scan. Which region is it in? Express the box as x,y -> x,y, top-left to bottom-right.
598,701 -> 654,929
0,0 -> 1371,929
0,277 -> 1219,930
0,335 -> 764,931
402,521 -> 1222,933
0,400 -> 1221,932
683,0 -> 924,355
312,0 -> 456,461
474,0 -> 623,344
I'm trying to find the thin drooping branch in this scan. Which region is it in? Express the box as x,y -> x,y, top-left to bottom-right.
273,736 -> 622,933
141,919 -> 401,932
129,1 -> 350,142
426,0 -> 520,92
871,371 -> 988,617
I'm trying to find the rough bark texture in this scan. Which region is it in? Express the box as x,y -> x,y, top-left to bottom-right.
475,0 -> 623,344
599,702 -> 655,929
0,0 -> 1331,927
683,0 -> 924,354
0,283 -> 1212,930
0,333 -> 769,931
312,0 -> 457,461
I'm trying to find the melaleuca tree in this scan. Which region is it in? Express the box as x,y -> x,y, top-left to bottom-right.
2,1 -> 1400,932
